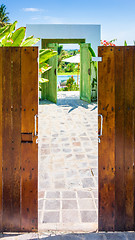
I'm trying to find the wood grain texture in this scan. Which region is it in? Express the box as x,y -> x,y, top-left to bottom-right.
98,46 -> 135,232
0,47 -> 2,231
46,43 -> 58,103
115,47 -> 125,231
2,47 -> 12,231
134,47 -> 135,230
21,47 -> 38,232
11,47 -> 21,231
80,43 -> 91,103
98,47 -> 115,231
124,47 -> 134,230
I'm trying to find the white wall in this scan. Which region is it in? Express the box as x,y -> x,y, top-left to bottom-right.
26,24 -> 101,54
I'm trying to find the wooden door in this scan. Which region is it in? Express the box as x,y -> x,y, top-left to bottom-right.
0,47 -> 38,232
98,46 -> 135,231
80,43 -> 91,103
46,43 -> 58,103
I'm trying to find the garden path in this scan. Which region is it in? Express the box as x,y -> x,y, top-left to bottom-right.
38,91 -> 98,232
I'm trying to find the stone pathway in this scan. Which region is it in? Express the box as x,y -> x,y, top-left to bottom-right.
38,91 -> 98,232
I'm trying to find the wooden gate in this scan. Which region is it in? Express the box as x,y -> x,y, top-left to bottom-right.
0,47 -> 38,232
80,43 -> 91,103
41,41 -> 58,103
98,46 -> 135,231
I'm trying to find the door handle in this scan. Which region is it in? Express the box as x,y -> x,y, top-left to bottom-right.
34,114 -> 38,137
98,114 -> 103,143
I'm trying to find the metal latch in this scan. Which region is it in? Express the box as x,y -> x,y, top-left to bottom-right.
98,114 -> 103,143
34,114 -> 38,137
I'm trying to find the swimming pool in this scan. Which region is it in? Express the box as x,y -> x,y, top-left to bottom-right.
57,75 -> 80,84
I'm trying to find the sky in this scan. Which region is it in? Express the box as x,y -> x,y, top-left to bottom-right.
2,0 -> 135,48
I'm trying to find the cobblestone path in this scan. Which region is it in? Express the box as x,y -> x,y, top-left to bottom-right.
38,91 -> 98,232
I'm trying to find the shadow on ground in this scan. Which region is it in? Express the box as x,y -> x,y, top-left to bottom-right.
39,99 -> 97,113
0,232 -> 133,239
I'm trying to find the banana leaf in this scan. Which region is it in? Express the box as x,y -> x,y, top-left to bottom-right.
39,49 -> 57,64
0,24 -> 11,40
39,61 -> 52,72
11,27 -> 26,46
0,24 -> 9,34
39,77 -> 49,83
21,35 -> 40,46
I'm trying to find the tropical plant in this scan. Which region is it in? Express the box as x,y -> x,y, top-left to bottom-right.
58,45 -> 63,55
101,39 -> 117,46
0,21 -> 57,84
65,63 -> 76,73
124,40 -> 127,46
0,4 -> 10,27
63,76 -> 79,91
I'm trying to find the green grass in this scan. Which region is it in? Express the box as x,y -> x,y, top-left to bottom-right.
58,72 -> 80,76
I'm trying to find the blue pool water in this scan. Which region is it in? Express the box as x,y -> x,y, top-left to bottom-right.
57,75 -> 80,84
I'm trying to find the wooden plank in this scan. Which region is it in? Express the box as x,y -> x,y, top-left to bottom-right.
21,47 -> 38,232
10,47 -> 21,231
80,43 -> 91,103
134,47 -> 135,231
124,47 -> 134,230
0,47 -> 2,231
115,47 -> 125,231
46,43 -> 58,103
98,46 -> 115,231
2,47 -> 12,231
21,133 -> 33,143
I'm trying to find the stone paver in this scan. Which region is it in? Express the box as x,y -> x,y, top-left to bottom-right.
38,91 -> 98,231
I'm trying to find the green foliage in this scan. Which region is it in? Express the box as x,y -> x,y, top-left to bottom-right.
39,49 -> 57,65
0,21 -> 57,88
65,63 -> 76,72
63,76 -> 79,91
0,4 -> 10,27
0,21 -> 40,46
11,27 -> 26,46
21,35 -> 40,46
58,45 -> 63,55
110,38 -> 117,43
124,40 -> 127,46
58,47 -> 80,74
39,78 -> 49,83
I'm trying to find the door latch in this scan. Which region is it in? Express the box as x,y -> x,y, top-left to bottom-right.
98,114 -> 103,143
34,114 -> 38,136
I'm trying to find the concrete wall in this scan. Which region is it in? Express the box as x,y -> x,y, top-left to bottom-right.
26,24 -> 101,54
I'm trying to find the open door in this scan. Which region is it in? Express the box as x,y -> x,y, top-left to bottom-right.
0,47 -> 38,232
80,43 -> 91,103
98,46 -> 135,232
46,43 -> 58,103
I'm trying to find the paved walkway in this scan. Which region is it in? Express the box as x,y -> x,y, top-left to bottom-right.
38,91 -> 98,232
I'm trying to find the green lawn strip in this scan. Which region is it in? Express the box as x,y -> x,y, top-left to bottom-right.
58,72 -> 80,76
